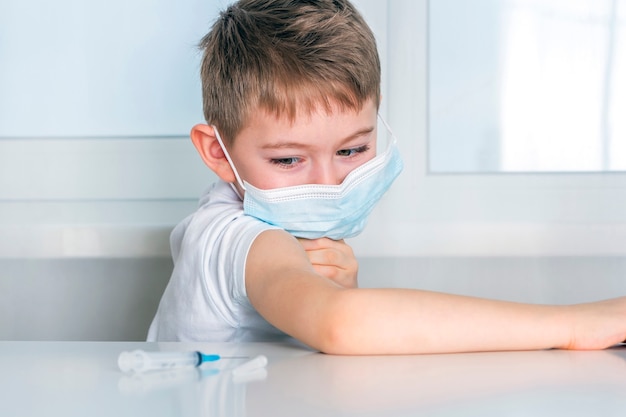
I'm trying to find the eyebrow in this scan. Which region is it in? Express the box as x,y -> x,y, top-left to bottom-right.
260,126 -> 375,150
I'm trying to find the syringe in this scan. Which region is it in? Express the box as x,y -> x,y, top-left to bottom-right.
118,349 -> 249,373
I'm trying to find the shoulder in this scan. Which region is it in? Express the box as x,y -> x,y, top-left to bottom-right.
244,228 -> 315,310
188,180 -> 279,243
244,225 -> 316,292
168,180 -> 279,267
183,180 -> 262,240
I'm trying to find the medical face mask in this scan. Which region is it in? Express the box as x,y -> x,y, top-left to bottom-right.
213,116 -> 403,240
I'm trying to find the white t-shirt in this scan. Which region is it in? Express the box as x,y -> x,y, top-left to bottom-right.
147,180 -> 285,342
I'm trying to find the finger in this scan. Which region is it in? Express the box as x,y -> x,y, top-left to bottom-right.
310,264 -> 339,279
297,237 -> 343,251
305,247 -> 346,269
310,264 -> 357,288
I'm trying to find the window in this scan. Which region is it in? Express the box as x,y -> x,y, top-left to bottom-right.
428,0 -> 626,173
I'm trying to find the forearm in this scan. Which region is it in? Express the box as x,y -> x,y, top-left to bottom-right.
247,230 -> 626,355
317,288 -> 572,355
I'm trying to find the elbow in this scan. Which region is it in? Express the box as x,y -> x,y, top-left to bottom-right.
311,291 -> 365,355
316,325 -> 355,356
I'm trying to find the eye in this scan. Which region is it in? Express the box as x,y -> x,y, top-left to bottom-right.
270,157 -> 301,168
336,145 -> 370,157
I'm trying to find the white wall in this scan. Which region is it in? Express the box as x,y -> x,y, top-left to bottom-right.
0,258 -> 172,341
0,0 -> 217,258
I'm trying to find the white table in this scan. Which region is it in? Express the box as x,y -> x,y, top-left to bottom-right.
1,340 -> 626,417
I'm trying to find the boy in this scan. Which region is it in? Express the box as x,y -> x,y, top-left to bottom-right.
148,0 -> 626,353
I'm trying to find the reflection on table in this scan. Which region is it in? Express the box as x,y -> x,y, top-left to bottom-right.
1,340 -> 626,417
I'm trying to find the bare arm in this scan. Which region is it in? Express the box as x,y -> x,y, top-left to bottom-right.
246,230 -> 626,355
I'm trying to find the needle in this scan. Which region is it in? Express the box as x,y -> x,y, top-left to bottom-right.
118,349 -> 248,373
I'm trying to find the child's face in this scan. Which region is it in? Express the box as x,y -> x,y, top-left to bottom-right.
228,98 -> 378,192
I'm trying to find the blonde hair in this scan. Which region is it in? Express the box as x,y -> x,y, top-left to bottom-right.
199,0 -> 381,143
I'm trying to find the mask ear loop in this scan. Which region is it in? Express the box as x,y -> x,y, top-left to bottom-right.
212,125 -> 247,192
377,114 -> 398,152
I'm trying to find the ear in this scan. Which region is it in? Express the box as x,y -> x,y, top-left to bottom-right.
190,124 -> 237,183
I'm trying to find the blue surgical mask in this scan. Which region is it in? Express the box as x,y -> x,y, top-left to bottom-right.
213,116 -> 403,240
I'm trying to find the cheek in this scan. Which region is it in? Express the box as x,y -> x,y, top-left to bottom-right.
259,174 -> 306,189
338,151 -> 377,183
337,166 -> 355,184
237,162 -> 293,190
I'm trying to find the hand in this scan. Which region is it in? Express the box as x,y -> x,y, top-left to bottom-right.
297,238 -> 358,288
564,297 -> 626,350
